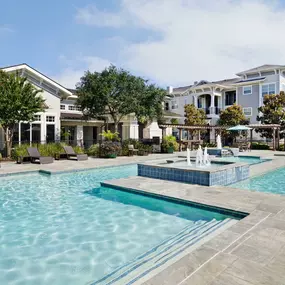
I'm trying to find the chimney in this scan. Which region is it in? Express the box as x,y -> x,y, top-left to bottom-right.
167,86 -> 173,94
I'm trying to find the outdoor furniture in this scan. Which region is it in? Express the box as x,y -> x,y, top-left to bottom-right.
27,147 -> 54,164
63,146 -> 88,161
128,145 -> 138,156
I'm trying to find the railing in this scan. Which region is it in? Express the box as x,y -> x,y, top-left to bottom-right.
199,107 -> 210,114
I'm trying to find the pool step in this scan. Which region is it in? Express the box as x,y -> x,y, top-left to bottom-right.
90,218 -> 235,285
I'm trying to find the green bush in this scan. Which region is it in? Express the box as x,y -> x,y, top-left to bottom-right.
100,130 -> 120,141
87,144 -> 100,157
162,135 -> 178,153
73,145 -> 85,154
251,142 -> 270,150
12,144 -> 29,160
100,141 -> 122,158
121,139 -> 142,156
278,144 -> 284,151
202,142 -> 217,148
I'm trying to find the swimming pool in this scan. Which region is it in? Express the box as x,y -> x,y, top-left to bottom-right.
0,165 -> 238,285
231,167 -> 285,195
219,156 -> 270,165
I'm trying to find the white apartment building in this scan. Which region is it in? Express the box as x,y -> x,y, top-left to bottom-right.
0,63 -> 162,150
166,65 -> 285,133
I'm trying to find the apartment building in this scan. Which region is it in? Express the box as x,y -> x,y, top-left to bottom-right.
166,65 -> 285,130
0,63 -> 147,150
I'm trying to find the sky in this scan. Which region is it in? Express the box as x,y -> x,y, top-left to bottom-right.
1,0 -> 285,89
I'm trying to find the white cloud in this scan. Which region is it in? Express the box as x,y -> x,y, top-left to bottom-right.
76,0 -> 285,87
54,56 -> 111,88
75,5 -> 126,28
0,25 -> 14,33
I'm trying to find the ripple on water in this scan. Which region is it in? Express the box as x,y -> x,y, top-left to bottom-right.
0,165 -> 196,285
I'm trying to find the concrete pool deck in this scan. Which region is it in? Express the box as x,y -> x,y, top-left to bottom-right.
1,150 -> 285,284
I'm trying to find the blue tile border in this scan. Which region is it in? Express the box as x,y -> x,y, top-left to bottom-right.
138,163 -> 250,187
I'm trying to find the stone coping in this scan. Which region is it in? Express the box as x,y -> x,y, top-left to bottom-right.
102,176 -> 285,285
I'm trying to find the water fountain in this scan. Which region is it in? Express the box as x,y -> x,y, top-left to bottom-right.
196,145 -> 211,167
196,145 -> 203,167
203,147 -> 211,166
217,135 -> 222,150
187,148 -> 192,166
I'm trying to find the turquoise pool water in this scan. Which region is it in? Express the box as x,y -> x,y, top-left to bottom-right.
0,165 -> 235,285
232,167 -> 285,195
219,156 -> 270,165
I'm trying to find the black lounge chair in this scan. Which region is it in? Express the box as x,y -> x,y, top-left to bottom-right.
63,146 -> 88,161
27,147 -> 54,164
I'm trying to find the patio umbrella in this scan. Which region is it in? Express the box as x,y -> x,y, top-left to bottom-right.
227,125 -> 252,131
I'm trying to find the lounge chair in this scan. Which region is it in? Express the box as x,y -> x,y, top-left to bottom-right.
27,147 -> 54,164
128,145 -> 138,156
63,146 -> 88,161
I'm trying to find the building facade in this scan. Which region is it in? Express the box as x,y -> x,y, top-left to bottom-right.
166,64 -> 285,140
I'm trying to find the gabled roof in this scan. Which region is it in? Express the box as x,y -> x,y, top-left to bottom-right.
234,77 -> 266,84
236,64 -> 285,76
1,63 -> 72,97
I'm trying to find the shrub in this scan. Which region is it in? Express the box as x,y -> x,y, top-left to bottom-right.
162,135 -> 178,153
251,142 -> 270,150
100,141 -> 122,158
87,144 -> 100,157
12,144 -> 29,160
100,130 -> 120,141
73,145 -> 85,154
121,139 -> 142,156
278,144 -> 284,151
202,142 -> 217,148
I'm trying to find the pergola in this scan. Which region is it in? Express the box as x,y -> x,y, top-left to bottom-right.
159,124 -> 281,151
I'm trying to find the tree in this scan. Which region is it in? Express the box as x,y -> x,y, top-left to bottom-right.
218,104 -> 249,140
218,104 -> 248,126
76,65 -> 166,132
170,118 -> 179,124
256,91 -> 285,138
0,71 -> 45,157
184,104 -> 207,125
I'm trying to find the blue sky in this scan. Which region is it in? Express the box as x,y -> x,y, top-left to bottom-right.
1,0 -> 285,88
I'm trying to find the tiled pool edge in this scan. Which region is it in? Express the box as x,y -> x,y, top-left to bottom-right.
138,163 -> 250,186
101,182 -> 248,219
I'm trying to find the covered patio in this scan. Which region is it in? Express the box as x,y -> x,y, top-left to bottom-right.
159,124 -> 281,151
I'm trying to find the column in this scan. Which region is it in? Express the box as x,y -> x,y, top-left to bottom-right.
194,96 -> 198,107
210,94 -> 215,115
162,127 -> 167,140
122,122 -> 139,140
76,125 -> 84,147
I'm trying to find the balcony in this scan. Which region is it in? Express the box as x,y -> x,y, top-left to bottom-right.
199,107 -> 220,115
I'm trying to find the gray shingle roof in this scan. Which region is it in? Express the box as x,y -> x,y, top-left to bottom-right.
236,64 -> 285,75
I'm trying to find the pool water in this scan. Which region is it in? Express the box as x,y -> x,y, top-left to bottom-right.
231,167 -> 285,195
0,165 -> 234,285
219,156 -> 270,165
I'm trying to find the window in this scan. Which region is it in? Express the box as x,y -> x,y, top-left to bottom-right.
243,107 -> 252,116
262,83 -> 275,97
171,101 -> 178,109
243,86 -> 252,95
46,116 -> 55,122
165,102 -> 169,111
68,105 -> 81,111
225,91 -> 236,106
33,115 -> 41,121
184,96 -> 188,105
60,105 -> 66,110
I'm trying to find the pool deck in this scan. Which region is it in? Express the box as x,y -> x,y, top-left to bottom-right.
1,150 -> 285,284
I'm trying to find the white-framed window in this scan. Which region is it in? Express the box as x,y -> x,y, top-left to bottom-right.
33,115 -> 41,122
262,83 -> 275,97
68,105 -> 81,111
60,105 -> 65,110
243,107 -> 252,116
46,116 -> 55,122
281,84 -> 285,92
184,96 -> 188,105
171,101 -> 178,109
243,86 -> 252,95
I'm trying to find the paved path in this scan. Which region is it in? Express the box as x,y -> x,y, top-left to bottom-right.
103,175 -> 285,285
